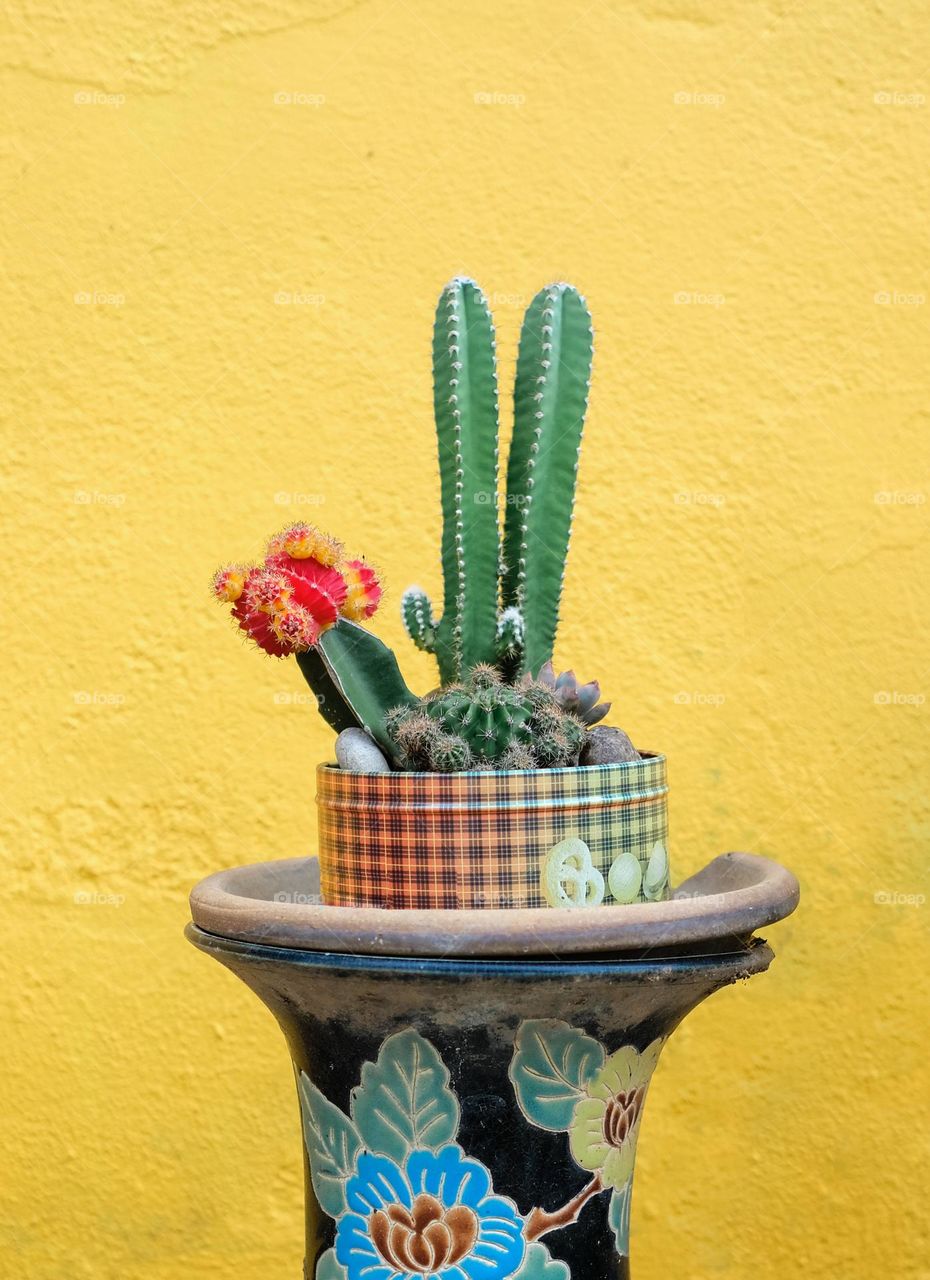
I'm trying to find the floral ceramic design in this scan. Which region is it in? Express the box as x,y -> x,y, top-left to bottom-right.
567,1038 -> 664,1190
299,1023 -> 665,1277
509,1020 -> 666,1257
337,1146 -> 524,1279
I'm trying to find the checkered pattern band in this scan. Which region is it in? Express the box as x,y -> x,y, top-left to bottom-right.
316,756 -> 669,910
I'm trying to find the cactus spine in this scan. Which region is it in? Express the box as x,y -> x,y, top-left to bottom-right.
401,278 -> 502,684
503,284 -> 593,677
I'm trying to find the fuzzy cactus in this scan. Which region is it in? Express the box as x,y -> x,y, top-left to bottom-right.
494,605 -> 525,679
387,665 -> 586,772
214,523 -> 415,755
529,660 -> 610,725
425,664 -> 534,762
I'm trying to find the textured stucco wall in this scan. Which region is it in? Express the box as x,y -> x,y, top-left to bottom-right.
2,2 -> 928,1277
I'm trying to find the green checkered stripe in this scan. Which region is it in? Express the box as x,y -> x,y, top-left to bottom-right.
316,756 -> 669,910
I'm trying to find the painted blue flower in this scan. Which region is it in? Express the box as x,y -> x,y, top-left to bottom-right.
335,1144 -> 526,1280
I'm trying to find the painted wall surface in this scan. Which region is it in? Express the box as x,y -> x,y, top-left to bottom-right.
2,2 -> 928,1277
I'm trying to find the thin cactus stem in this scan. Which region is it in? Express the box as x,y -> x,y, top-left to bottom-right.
432,277 -> 501,683
401,586 -> 438,653
502,283 -> 593,677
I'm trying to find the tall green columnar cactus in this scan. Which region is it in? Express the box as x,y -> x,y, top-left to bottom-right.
402,278 -> 501,684
502,284 -> 594,678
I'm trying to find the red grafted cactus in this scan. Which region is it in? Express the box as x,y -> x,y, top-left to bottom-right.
213,523 -> 382,657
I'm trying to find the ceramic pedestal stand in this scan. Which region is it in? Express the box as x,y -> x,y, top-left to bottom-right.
188,852 -> 798,1280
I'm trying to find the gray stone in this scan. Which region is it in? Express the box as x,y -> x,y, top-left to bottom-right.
335,728 -> 392,773
581,726 -> 641,765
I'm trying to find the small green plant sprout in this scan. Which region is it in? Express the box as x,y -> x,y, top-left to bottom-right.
213,522 -> 416,760
385,664 -> 586,772
402,278 -> 594,684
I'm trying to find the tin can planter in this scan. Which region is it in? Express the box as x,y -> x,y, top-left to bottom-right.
316,756 -> 670,910
188,851 -> 799,1279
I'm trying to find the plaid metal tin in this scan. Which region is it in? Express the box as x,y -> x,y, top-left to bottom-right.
316,756 -> 670,910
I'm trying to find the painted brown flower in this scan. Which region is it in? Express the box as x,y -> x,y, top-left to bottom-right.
369,1193 -> 479,1274
569,1038 -> 665,1190
602,1086 -> 647,1148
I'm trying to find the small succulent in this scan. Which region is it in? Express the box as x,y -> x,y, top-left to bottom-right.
528,661 -> 610,726
386,665 -> 587,772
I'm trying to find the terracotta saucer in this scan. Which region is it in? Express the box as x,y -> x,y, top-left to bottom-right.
189,851 -> 799,959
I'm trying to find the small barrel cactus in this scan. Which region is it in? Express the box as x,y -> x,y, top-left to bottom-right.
387,665 -> 586,772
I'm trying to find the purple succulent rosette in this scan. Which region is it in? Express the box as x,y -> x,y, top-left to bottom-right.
299,1024 -> 667,1278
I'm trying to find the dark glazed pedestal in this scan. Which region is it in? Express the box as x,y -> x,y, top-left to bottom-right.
188,853 -> 798,1280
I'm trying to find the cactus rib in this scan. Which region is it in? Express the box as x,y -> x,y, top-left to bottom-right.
503,284 -> 593,676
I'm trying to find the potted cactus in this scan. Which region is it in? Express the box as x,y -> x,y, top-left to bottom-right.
213,279 -> 670,911
193,277 -> 799,1280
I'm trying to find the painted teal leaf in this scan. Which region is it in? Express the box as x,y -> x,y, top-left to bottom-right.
609,1180 -> 634,1258
298,1072 -> 363,1219
515,1241 -> 572,1279
316,1248 -> 348,1279
350,1029 -> 460,1164
509,1019 -> 605,1131
318,1249 -> 350,1280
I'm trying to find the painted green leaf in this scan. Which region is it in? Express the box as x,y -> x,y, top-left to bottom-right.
515,1241 -> 571,1279
316,1248 -> 348,1279
298,1072 -> 363,1219
509,1019 -> 605,1131
350,1029 -> 460,1164
609,1180 -> 634,1258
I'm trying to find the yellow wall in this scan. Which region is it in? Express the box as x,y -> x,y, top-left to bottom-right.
3,2 -> 928,1276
